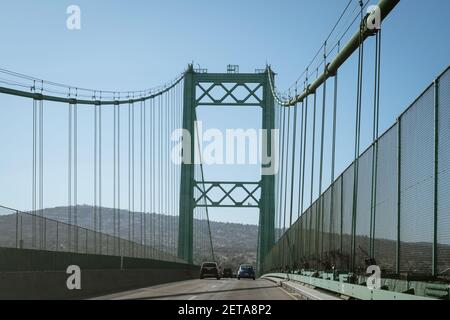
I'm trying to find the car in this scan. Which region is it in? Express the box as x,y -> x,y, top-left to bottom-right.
200,262 -> 221,280
237,264 -> 256,280
222,268 -> 233,278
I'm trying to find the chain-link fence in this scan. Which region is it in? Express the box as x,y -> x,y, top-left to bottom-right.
263,66 -> 450,277
0,205 -> 185,264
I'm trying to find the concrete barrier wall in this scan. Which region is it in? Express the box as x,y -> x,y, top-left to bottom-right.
0,247 -> 199,299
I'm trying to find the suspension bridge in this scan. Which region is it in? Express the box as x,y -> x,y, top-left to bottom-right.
0,0 -> 449,300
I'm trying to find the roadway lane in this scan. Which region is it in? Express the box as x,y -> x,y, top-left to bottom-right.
93,278 -> 295,300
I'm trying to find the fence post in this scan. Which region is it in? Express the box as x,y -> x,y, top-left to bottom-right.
44,218 -> 47,249
85,229 -> 88,254
56,221 -> 59,251
396,118 -> 402,275
433,78 -> 440,277
20,215 -> 23,248
370,141 -> 379,258
340,176 -> 343,256
15,210 -> 19,248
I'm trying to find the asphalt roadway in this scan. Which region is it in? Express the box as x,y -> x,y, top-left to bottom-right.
93,278 -> 295,300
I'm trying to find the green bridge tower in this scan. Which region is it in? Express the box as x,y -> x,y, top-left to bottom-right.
178,64 -> 276,272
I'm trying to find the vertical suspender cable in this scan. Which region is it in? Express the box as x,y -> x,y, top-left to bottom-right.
300,96 -> 306,258
113,99 -> 117,253
32,97 -> 37,248
300,80 -> 309,216
371,28 -> 382,256
282,105 -> 290,266
39,98 -> 44,249
331,43 -> 340,183
278,103 -> 283,240
161,92 -> 164,258
298,79 -> 309,259
278,106 -> 286,236
151,97 -> 155,258
330,43 -> 340,257
274,103 -> 280,240
283,107 -> 291,232
310,71 -> 318,205
113,99 -> 116,251
143,99 -> 146,248
117,98 -> 121,255
141,99 -> 144,249
170,87 -> 174,256
174,84 -> 177,258
288,94 -> 298,266
297,98 -> 304,219
352,0 -> 365,270
99,95 -> 102,248
67,103 -> 73,251
194,110 -> 216,262
319,43 -> 328,259
154,96 -> 157,258
173,86 -> 178,257
171,86 -> 174,256
169,90 -> 172,257
165,91 -> 169,256
132,99 -> 135,250
128,100 -> 132,248
74,98 -> 78,252
319,43 -> 327,197
158,94 -> 162,259
167,89 -> 170,256
94,99 -> 98,252
295,97 -> 304,263
139,99 -> 142,248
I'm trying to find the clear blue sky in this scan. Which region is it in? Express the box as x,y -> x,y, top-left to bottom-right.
0,0 -> 449,224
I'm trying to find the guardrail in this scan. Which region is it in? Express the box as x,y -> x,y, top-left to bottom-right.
263,273 -> 440,300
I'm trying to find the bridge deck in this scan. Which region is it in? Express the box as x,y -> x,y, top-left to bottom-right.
92,278 -> 295,300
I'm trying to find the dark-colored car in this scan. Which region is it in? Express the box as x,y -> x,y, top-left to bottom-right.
200,262 -> 221,280
222,268 -> 233,278
237,264 -> 256,280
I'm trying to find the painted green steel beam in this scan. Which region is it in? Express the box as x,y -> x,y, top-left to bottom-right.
263,273 -> 436,300
193,181 -> 261,207
178,65 -> 195,264
194,181 -> 261,185
258,70 -> 276,274
193,73 -> 267,83
196,204 -> 260,208
179,67 -> 275,269
196,103 -> 262,107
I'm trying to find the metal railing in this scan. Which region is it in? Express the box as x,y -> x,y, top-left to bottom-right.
0,205 -> 185,264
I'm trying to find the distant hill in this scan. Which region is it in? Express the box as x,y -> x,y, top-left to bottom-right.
0,205 -> 258,271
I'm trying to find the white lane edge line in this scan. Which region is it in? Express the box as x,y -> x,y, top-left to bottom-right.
261,278 -> 297,301
188,296 -> 197,300
278,286 -> 299,301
